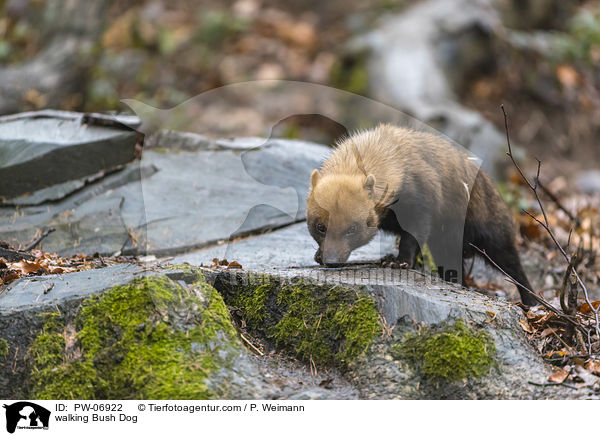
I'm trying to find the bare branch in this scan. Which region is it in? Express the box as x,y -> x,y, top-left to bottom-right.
499,105 -> 599,352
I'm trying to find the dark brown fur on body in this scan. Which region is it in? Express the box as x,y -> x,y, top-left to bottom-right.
307,124 -> 536,305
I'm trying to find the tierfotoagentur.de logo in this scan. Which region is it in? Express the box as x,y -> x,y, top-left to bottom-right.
3,402 -> 50,434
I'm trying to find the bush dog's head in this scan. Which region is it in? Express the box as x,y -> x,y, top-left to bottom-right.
307,169 -> 379,266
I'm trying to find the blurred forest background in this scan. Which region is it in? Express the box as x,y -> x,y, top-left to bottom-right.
1,0 -> 599,235
1,0 -> 598,165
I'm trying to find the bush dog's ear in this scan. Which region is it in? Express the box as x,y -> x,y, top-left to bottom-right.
310,169 -> 321,188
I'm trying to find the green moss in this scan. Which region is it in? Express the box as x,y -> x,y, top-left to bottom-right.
29,275 -> 239,399
393,319 -> 496,383
29,312 -> 65,368
0,338 -> 8,360
330,53 -> 370,95
30,333 -> 66,368
165,263 -> 203,275
34,362 -> 99,400
233,280 -> 381,367
236,284 -> 270,327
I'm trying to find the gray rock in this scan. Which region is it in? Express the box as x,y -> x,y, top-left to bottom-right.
206,265 -> 523,336
0,264 -> 144,315
0,110 -> 139,199
4,177 -> 92,206
0,259 -> 587,399
0,116 -> 587,398
172,222 -> 397,269
201,266 -> 595,399
0,162 -> 152,256
145,130 -> 214,152
0,266 -> 358,399
138,135 -> 328,256
576,170 -> 600,194
0,129 -> 329,257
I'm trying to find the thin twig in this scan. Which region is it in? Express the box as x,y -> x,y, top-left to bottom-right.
550,328 -> 574,354
22,227 -> 55,251
470,244 -> 563,317
309,356 -> 317,376
528,381 -> 578,390
239,333 -> 264,356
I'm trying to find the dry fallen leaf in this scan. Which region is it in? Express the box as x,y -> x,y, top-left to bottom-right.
45,266 -> 75,274
227,261 -> 243,270
548,368 -> 569,384
545,350 -> 568,359
584,361 -> 600,376
519,318 -> 534,334
508,167 -> 527,187
519,215 -> 543,240
584,360 -> 600,376
579,301 -> 600,314
0,270 -> 19,285
10,259 -> 43,274
0,248 -> 123,286
541,327 -> 557,338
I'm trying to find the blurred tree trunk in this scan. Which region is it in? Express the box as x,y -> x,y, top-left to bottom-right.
0,0 -> 110,115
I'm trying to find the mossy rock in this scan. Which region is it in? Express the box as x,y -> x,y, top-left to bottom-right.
230,275 -> 381,367
28,275 -> 240,399
392,319 -> 496,383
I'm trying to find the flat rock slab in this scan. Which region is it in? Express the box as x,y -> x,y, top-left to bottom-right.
138,136 -> 328,255
0,162 -> 152,256
0,111 -> 138,200
0,263 -> 144,315
0,130 -> 329,257
172,222 -> 398,269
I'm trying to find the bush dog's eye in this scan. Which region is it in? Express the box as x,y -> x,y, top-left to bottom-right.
317,223 -> 327,234
346,225 -> 357,235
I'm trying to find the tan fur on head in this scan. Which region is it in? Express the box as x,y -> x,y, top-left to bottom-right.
307,173 -> 379,265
